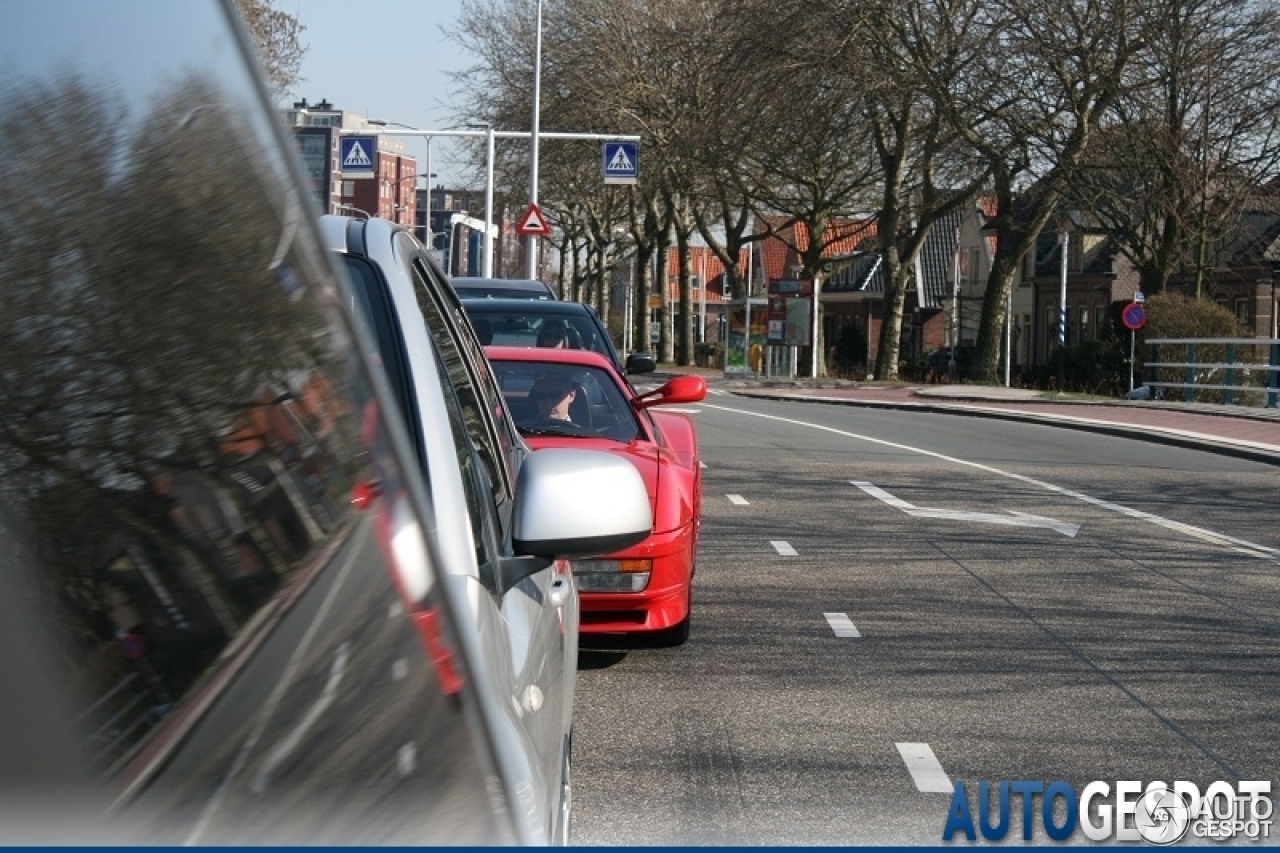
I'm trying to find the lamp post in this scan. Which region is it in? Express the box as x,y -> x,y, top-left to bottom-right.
526,0 -> 543,280
1058,226 -> 1070,391
463,122 -> 497,277
1271,261 -> 1280,339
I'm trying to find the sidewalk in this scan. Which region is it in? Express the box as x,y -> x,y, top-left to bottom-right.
653,365 -> 1280,465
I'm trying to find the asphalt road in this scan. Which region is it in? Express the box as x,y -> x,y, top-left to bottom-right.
571,391 -> 1280,845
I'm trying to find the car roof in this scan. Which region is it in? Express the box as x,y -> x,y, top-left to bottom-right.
452,277 -> 552,290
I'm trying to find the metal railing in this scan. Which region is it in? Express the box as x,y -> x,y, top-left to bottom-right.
1145,338 -> 1280,408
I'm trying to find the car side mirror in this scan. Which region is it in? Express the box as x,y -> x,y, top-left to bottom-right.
512,448 -> 652,560
633,375 -> 707,410
625,352 -> 657,374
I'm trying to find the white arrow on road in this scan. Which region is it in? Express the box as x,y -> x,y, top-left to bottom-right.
851,481 -> 1080,537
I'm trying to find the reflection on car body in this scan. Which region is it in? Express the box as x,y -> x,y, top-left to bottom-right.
0,0 -> 649,845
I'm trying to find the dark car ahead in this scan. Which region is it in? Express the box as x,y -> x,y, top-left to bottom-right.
0,0 -> 650,845
461,298 -> 658,378
451,276 -> 558,300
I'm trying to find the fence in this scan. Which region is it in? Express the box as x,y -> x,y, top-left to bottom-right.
1145,338 -> 1280,408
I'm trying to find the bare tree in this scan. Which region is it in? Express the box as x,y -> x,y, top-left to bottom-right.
1069,0 -> 1280,297
723,0 -> 884,376
927,0 -> 1151,383
235,0 -> 306,99
847,0 -> 995,379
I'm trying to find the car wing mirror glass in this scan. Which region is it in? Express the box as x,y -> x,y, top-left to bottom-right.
512,448 -> 651,559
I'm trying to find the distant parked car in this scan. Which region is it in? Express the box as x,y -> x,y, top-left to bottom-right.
461,297 -> 658,378
485,345 -> 707,646
0,2 -> 651,845
451,276 -> 557,300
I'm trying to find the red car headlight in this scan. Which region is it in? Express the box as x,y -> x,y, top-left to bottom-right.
571,558 -> 652,592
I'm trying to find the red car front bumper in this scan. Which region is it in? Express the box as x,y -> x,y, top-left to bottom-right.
577,520 -> 695,635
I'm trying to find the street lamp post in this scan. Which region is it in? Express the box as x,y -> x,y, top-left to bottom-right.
527,0 -> 543,281
482,123 -> 495,277
1058,227 -> 1070,391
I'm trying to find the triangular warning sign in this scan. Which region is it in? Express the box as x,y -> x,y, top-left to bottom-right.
606,146 -> 634,173
343,141 -> 372,168
516,203 -> 552,236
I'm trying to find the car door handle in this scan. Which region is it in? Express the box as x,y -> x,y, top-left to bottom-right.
549,577 -> 572,608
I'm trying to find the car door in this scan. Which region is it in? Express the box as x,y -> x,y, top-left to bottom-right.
402,241 -> 576,804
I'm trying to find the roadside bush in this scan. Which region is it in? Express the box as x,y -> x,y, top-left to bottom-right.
1141,292 -> 1243,340
1138,293 -> 1253,403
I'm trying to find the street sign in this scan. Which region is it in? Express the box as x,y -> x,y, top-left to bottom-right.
1134,290 -> 1145,303
339,136 -> 376,178
516,202 -> 552,237
602,141 -> 639,184
1121,301 -> 1146,331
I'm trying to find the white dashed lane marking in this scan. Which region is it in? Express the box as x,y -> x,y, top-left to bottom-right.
771,540 -> 798,556
727,494 -> 749,505
896,742 -> 953,792
824,612 -> 861,637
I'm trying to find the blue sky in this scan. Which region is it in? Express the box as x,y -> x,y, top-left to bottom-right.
290,0 -> 476,185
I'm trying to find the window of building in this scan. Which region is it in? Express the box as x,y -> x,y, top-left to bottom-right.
1235,298 -> 1250,325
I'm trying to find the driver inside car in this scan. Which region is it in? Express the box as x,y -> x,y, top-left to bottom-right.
530,375 -> 577,423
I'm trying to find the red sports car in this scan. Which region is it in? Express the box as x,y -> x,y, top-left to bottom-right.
485,346 -> 706,646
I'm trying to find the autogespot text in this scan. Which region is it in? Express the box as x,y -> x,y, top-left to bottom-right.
943,780 -> 1273,844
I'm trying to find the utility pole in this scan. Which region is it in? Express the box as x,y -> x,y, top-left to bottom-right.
526,0 -> 543,280
1058,227 -> 1069,392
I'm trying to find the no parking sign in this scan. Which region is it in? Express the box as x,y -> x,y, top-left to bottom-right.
1121,301 -> 1146,331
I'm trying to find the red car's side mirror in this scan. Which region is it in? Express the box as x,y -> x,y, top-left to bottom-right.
634,375 -> 707,410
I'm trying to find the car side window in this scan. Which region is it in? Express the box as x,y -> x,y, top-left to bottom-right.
401,244 -> 514,509
429,335 -> 502,574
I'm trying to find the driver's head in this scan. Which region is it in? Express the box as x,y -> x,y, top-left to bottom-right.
529,375 -> 576,421
536,320 -> 569,348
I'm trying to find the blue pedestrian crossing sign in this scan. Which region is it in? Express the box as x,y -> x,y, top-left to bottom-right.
603,141 -> 639,185
340,135 -> 376,178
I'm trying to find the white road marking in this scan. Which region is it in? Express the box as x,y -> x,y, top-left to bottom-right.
896,742 -> 953,793
664,407 -> 702,414
727,494 -> 749,505
397,742 -> 418,777
251,642 -> 350,793
185,523 -> 370,844
824,612 -> 862,637
390,658 -> 408,681
388,600 -> 403,619
704,403 -> 1280,561
852,481 -> 1080,537
771,540 -> 798,556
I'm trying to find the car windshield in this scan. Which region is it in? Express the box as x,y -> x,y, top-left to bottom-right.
492,360 -> 641,442
466,306 -> 618,364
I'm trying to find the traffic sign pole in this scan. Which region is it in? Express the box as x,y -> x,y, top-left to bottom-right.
1120,300 -> 1147,391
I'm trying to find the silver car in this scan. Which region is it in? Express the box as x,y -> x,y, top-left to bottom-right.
0,0 -> 650,845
